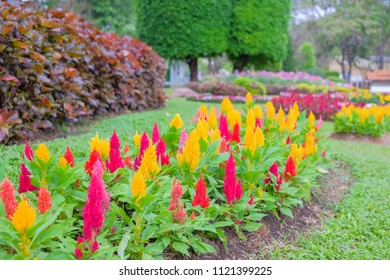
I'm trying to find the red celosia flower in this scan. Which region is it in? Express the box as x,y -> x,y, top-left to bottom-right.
286,136 -> 291,145
231,123 -> 240,143
178,129 -> 188,153
152,122 -> 161,144
19,163 -> 39,193
64,146 -> 75,167
190,212 -> 196,220
285,156 -> 297,182
168,178 -> 183,211
219,115 -> 231,141
0,177 -> 17,220
123,155 -> 133,169
192,175 -> 210,208
74,236 -> 84,260
22,140 -> 34,160
85,149 -> 102,176
106,130 -> 124,173
220,137 -> 230,153
248,196 -> 254,206
37,186 -> 52,214
223,153 -> 241,205
160,154 -> 170,166
82,161 -> 110,249
255,118 -> 262,128
123,144 -> 130,155
322,150 -> 326,158
264,162 -> 283,192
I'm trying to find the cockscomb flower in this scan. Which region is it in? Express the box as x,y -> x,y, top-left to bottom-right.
220,137 -> 230,153
85,149 -> 103,176
208,107 -> 218,128
286,136 -> 291,145
231,123 -> 241,143
35,144 -> 50,163
265,101 -> 275,120
195,118 -> 209,142
322,150 -> 326,158
22,140 -> 34,160
134,132 -> 151,170
254,127 -> 264,148
197,104 -> 208,121
219,114 -> 231,141
178,129 -> 188,153
138,144 -> 159,179
308,111 -> 315,127
0,177 -> 17,220
64,146 -> 75,167
19,163 -> 39,193
290,143 -> 304,165
152,123 -> 161,144
168,178 -> 183,211
131,171 -> 146,203
106,130 -> 124,173
227,109 -> 241,130
12,198 -> 36,233
285,156 -> 297,182
90,134 -> 110,158
246,108 -> 256,131
264,162 -> 283,191
37,186 -> 52,214
253,105 -> 263,120
315,117 -> 323,132
246,92 -> 253,104
292,102 -> 300,116
221,97 -> 234,115
172,203 -> 186,224
181,130 -> 200,171
223,153 -> 242,205
192,175 -> 210,208
304,129 -> 318,156
133,131 -> 141,148
244,127 -> 256,153
248,196 -> 254,206
156,138 -> 170,166
170,114 -> 183,129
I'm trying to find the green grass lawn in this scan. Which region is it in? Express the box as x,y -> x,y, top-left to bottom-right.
1,96 -> 389,259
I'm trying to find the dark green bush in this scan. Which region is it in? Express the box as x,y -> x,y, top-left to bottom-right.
234,76 -> 266,96
0,2 -> 166,143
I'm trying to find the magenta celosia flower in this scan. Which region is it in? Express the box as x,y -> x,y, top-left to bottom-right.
106,130 -> 124,173
81,161 -> 110,250
152,122 -> 161,144
248,196 -> 254,206
156,138 -> 169,166
134,132 -> 150,170
22,140 -> 34,160
74,236 -> 84,260
160,154 -> 170,166
264,162 -> 283,192
178,129 -> 188,153
223,153 -> 241,205
19,163 -> 39,193
220,137 -> 230,153
0,177 -> 17,220
231,123 -> 240,143
255,118 -> 262,128
219,115 -> 231,141
286,136 -> 291,145
85,149 -> 102,176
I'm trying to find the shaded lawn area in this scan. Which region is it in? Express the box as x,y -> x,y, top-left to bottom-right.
0,97 -> 389,259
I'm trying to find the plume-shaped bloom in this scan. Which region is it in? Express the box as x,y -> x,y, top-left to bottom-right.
231,123 -> 240,143
195,118 -> 209,142
131,171 -> 146,203
134,132 -> 151,170
90,134 -> 110,158
12,198 -> 36,233
315,116 -> 323,132
180,130 -> 200,171
285,156 -> 297,182
221,97 -> 234,115
85,149 -> 103,176
190,212 -> 196,220
223,153 -> 242,205
0,177 -> 17,220
264,162 -> 283,192
37,186 -> 52,214
290,143 -> 304,165
19,163 -> 39,193
322,150 -> 326,158
208,107 -> 218,128
286,108 -> 298,132
152,123 -> 161,144
254,127 -> 264,147
64,146 -> 75,167
192,175 -> 210,208
168,179 -> 186,224
304,129 -> 318,156
172,203 -> 186,224
170,114 -> 183,129
106,130 -> 124,173
265,101 -> 275,120
246,108 -> 256,131
248,196 -> 254,206
178,129 -> 188,153
138,144 -> 159,179
253,105 -> 263,120
35,144 -> 50,163
133,132 -> 141,148
220,137 -> 230,153
22,140 -> 34,160
227,109 -> 241,130
308,111 -> 315,127
246,92 -> 253,104
286,136 -> 291,145
156,139 -> 169,166
219,114 -> 231,141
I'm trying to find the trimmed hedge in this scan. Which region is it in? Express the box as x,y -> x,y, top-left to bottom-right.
188,81 -> 247,96
234,76 -> 266,96
0,2 -> 166,143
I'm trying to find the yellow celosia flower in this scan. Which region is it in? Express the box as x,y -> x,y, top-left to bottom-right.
35,144 -> 50,163
227,109 -> 241,130
133,132 -> 141,148
209,128 -> 221,143
254,127 -> 264,147
253,105 -> 263,120
195,118 -> 209,142
290,143 -> 304,165
90,134 -> 110,158
276,108 -> 286,131
12,198 -> 36,233
292,102 -> 300,117
286,108 -> 297,132
246,92 -> 253,104
199,104 -> 208,118
59,155 -> 68,167
138,145 -> 159,179
221,97 -> 234,115
308,111 -> 315,127
208,107 -> 218,128
265,101 -> 275,120
130,171 -> 146,203
244,128 -> 256,153
170,114 -> 183,129
182,130 -> 200,171
246,108 -> 256,131
304,129 -> 318,156
177,153 -> 184,165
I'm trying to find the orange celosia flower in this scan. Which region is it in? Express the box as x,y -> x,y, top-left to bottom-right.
0,177 -> 17,220
170,114 -> 183,129
12,198 -> 36,233
131,171 -> 146,203
37,186 -> 52,214
35,144 -> 50,163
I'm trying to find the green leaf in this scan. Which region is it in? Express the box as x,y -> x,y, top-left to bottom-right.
316,166 -> 329,174
118,233 -> 131,260
280,206 -> 294,218
172,242 -> 190,256
243,221 -> 263,232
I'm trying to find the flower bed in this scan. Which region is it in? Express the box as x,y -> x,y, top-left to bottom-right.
187,93 -> 273,103
0,94 -> 327,260
334,104 -> 390,137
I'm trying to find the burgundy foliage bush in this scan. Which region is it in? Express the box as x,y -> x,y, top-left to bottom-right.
188,81 -> 247,96
0,2 -> 166,143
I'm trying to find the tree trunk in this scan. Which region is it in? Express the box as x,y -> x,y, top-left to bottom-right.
187,57 -> 198,82
378,44 -> 385,70
347,61 -> 353,83
233,55 -> 249,72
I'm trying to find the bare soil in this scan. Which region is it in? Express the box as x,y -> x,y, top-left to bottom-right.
165,161 -> 354,260
330,133 -> 390,146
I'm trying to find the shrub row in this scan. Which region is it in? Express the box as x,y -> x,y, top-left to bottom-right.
188,81 -> 247,96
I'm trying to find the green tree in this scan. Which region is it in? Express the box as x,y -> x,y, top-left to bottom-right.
228,0 -> 291,72
298,42 -> 316,72
283,34 -> 296,71
136,0 -> 231,81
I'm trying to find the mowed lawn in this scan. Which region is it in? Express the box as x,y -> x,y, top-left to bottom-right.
1,95 -> 389,259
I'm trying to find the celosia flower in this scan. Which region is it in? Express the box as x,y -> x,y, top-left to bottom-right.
106,130 -> 124,173
254,127 -> 264,148
170,114 -> 183,129
181,130 -> 200,171
244,127 -> 256,153
64,146 -> 75,167
219,114 -> 231,141
35,144 -> 50,163
190,212 -> 196,220
172,203 -> 186,224
220,137 -> 230,153
85,149 -> 103,176
308,111 -> 315,127
0,177 -> 17,220
265,101 -> 275,120
286,136 -> 291,145
264,162 -> 283,191
90,134 -> 110,158
195,118 -> 209,142
134,132 -> 151,170
285,156 -> 297,182
221,97 -> 234,115
133,132 -> 141,148
209,128 -> 221,143
198,104 -> 208,120
246,108 -> 256,131
304,129 -> 318,156
208,107 -> 218,128
315,117 -> 323,132
192,175 -> 210,208
138,144 -> 159,179
178,129 -> 188,153
322,150 -> 326,158
123,155 -> 133,169
290,143 -> 304,165
131,171 -> 146,203
168,178 -> 183,211
75,236 -> 84,259
227,109 -> 241,130
248,196 -> 254,206
156,139 -> 169,166
246,92 -> 253,104
12,198 -> 36,233
19,163 -> 39,193
152,123 -> 161,144
286,108 -> 297,132
22,140 -> 34,160
82,161 -> 110,248
292,102 -> 300,116
37,186 -> 52,214
223,153 -> 242,205
231,123 -> 240,143
59,156 -> 68,168
253,105 -> 263,120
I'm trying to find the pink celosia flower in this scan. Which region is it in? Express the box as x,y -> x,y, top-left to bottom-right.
37,186 -> 52,214
85,149 -> 103,176
231,123 -> 240,143
106,130 -> 124,173
168,178 -> 183,211
172,203 -> 186,224
190,212 -> 196,220
178,129 -> 188,153
192,175 -> 210,208
64,146 -> 75,167
0,177 -> 17,220
134,132 -> 150,170
152,122 -> 161,144
19,163 -> 39,193
219,115 -> 231,141
156,138 -> 170,166
223,153 -> 242,205
22,140 -> 34,160
248,196 -> 254,206
220,137 -> 230,153
315,117 -> 323,132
